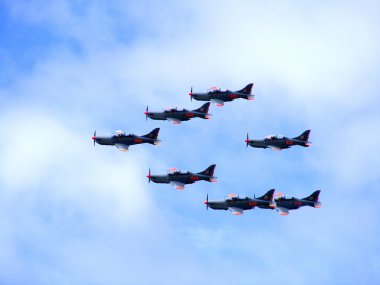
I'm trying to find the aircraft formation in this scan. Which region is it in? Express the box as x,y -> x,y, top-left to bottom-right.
92,83 -> 322,216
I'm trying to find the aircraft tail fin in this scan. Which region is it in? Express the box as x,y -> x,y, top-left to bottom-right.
142,128 -> 160,142
197,164 -> 216,177
302,190 -> 321,203
236,83 -> 253,94
257,189 -> 275,201
193,102 -> 211,114
293,130 -> 311,141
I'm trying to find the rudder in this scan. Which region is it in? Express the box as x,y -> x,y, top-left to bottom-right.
293,130 -> 311,141
236,83 -> 253,94
193,102 -> 211,114
197,164 -> 216,176
143,128 -> 160,140
302,190 -> 321,202
257,189 -> 275,201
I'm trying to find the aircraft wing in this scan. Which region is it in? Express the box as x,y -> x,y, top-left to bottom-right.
228,207 -> 243,215
210,99 -> 224,107
276,207 -> 289,216
167,118 -> 181,124
268,145 -> 282,151
114,143 -> 129,151
170,181 -> 185,190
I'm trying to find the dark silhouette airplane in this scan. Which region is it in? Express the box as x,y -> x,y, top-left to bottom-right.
145,102 -> 211,124
204,189 -> 276,215
147,164 -> 216,190
189,83 -> 254,106
245,130 -> 311,150
274,190 -> 321,215
91,128 -> 160,151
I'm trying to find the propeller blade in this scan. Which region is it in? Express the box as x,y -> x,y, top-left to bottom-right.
92,130 -> 96,147
146,168 -> 151,183
205,194 -> 209,210
145,106 -> 149,121
189,86 -> 193,101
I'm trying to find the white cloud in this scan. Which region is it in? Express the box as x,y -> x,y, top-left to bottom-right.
1,0 -> 380,284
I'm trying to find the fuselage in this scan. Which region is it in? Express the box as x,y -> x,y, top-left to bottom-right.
94,134 -> 157,146
207,197 -> 275,211
191,91 -> 250,102
248,137 -> 309,149
146,110 -> 208,121
150,172 -> 215,185
275,198 -> 319,210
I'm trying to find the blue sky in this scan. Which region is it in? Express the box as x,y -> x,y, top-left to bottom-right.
1,1 -> 380,284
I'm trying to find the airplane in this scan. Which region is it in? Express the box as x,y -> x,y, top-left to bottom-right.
144,102 -> 211,124
146,164 -> 217,190
91,128 -> 160,151
188,83 -> 254,106
204,189 -> 276,215
274,190 -> 322,216
245,130 -> 312,150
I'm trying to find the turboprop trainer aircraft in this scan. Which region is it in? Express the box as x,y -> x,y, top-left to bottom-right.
245,130 -> 311,150
204,189 -> 275,215
274,190 -> 322,216
91,128 -> 160,151
147,164 -> 217,190
188,83 -> 254,106
145,102 -> 211,124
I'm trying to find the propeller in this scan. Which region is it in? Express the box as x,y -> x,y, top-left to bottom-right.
145,106 -> 149,121
204,194 -> 209,210
189,86 -> 193,101
92,130 -> 96,147
147,168 -> 151,183
245,133 -> 249,147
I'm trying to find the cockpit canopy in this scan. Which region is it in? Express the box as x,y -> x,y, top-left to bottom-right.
164,107 -> 178,113
275,195 -> 295,201
113,130 -> 126,137
207,86 -> 223,93
170,169 -> 189,174
225,195 -> 248,201
265,134 -> 285,140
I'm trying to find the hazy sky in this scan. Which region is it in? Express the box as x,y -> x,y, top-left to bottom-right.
1,1 -> 379,284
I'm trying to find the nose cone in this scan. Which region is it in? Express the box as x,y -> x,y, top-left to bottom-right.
244,139 -> 249,143
92,136 -> 96,141
204,200 -> 208,205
